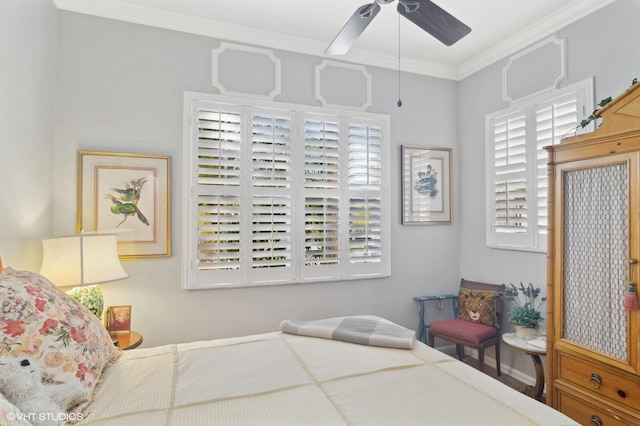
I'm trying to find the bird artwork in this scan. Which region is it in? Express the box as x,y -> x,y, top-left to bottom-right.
106,177 -> 150,227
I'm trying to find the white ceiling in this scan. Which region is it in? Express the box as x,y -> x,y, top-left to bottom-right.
52,0 -> 615,80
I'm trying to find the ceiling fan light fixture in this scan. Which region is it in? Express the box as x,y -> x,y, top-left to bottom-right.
398,0 -> 420,13
360,4 -> 379,19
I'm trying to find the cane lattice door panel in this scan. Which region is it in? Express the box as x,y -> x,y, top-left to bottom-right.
561,160 -> 629,362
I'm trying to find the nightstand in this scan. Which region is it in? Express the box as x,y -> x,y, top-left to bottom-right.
502,332 -> 546,401
110,331 -> 143,350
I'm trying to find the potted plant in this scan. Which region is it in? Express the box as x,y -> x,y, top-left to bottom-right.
503,282 -> 547,340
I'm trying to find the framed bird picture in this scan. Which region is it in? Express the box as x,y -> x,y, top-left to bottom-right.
78,151 -> 171,258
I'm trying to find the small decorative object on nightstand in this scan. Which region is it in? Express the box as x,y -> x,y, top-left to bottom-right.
110,331 -> 143,350
106,305 -> 132,333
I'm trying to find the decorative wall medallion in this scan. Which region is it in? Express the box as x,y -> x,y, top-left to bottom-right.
315,60 -> 372,110
502,35 -> 566,104
212,42 -> 281,100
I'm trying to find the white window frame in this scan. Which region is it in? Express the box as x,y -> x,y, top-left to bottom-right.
485,78 -> 594,252
182,92 -> 391,289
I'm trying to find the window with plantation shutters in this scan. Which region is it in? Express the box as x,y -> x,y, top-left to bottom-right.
485,79 -> 593,251
183,93 -> 390,289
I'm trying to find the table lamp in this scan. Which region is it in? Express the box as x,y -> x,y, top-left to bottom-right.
40,233 -> 128,318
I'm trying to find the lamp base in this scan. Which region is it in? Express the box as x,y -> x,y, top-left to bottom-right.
67,285 -> 104,318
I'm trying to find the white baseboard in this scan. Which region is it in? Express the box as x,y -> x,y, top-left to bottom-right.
433,344 -> 537,387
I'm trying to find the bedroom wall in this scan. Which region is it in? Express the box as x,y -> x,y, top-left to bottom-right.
7,0 -> 635,384
0,0 -> 57,270
458,0 -> 640,376
48,11 -> 461,347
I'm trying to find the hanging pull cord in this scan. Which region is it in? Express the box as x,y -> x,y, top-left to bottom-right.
397,13 -> 402,107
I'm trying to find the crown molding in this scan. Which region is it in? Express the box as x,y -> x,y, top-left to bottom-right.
54,0 -> 617,81
457,0 -> 617,80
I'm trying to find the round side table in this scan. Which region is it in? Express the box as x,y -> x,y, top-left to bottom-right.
501,332 -> 546,401
110,331 -> 143,350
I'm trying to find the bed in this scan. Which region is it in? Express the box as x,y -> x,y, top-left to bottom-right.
0,267 -> 578,426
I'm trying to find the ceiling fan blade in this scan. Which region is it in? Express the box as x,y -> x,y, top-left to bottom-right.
325,3 -> 381,55
398,0 -> 470,46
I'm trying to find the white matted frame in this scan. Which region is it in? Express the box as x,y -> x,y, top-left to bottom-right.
78,151 -> 171,258
402,145 -> 452,225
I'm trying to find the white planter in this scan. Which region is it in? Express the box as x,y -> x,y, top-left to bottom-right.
514,325 -> 538,340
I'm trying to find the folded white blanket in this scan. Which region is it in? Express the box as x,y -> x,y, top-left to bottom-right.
279,315 -> 416,349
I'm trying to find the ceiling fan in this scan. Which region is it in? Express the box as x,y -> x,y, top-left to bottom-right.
325,0 -> 471,55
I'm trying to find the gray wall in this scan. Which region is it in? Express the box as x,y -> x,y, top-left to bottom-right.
50,11 -> 460,346
0,0 -> 57,270
458,0 -> 640,376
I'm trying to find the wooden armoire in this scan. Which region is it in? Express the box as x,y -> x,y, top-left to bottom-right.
546,81 -> 640,425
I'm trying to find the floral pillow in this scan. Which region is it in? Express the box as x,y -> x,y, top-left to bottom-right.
0,267 -> 117,411
458,287 -> 498,327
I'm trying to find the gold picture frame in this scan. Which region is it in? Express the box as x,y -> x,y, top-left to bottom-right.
105,305 -> 132,334
78,150 -> 171,258
401,145 -> 453,225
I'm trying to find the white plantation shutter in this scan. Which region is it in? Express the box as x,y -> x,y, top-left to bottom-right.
348,123 -> 382,188
251,196 -> 291,268
193,104 -> 243,286
249,111 -> 294,283
183,94 -> 390,289
252,112 -> 291,188
493,112 -> 528,241
348,123 -> 382,269
534,94 -> 579,246
304,197 -> 340,266
302,115 -> 341,278
486,79 -> 593,251
304,118 -> 340,190
197,195 -> 241,270
349,197 -> 381,264
197,107 -> 242,186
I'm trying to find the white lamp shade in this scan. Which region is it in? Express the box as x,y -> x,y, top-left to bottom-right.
40,234 -> 128,287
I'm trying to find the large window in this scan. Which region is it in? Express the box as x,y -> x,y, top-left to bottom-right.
485,79 -> 594,252
182,93 -> 391,289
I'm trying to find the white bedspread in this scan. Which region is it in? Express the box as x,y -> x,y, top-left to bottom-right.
78,331 -> 578,425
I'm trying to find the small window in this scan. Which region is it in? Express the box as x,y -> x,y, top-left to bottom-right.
485,79 -> 594,252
